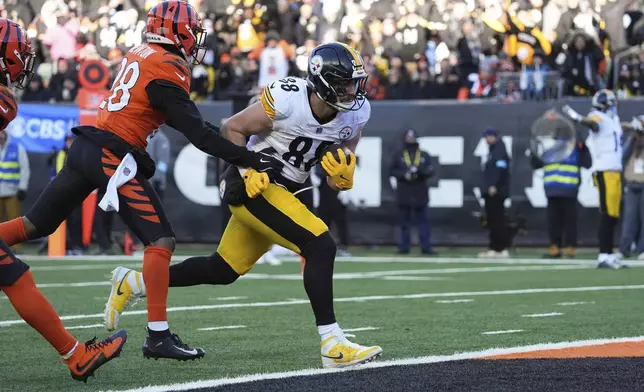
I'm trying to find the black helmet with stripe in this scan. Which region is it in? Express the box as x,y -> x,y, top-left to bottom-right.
307,42 -> 368,112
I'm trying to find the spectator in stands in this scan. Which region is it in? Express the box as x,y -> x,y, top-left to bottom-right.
21,74 -> 51,103
479,128 -> 510,258
456,19 -> 481,81
561,32 -> 605,96
434,57 -> 461,99
390,129 -> 436,255
0,128 -> 29,253
530,137 -> 591,258
520,52 -> 550,100
49,58 -> 79,103
619,122 -> 644,259
258,31 -> 289,90
40,6 -> 80,64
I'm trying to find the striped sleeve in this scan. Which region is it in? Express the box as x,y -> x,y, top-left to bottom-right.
259,87 -> 276,120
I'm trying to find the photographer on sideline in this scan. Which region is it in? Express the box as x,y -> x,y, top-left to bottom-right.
389,129 -> 436,255
479,128 -> 511,258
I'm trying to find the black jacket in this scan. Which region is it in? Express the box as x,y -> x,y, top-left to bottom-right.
390,144 -> 435,207
483,140 -> 510,198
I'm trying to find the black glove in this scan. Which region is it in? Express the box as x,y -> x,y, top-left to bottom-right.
249,151 -> 284,179
17,190 -> 26,201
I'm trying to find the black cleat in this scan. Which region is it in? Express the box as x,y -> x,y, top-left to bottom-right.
142,333 -> 205,361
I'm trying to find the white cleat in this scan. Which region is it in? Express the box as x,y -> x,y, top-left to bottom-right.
321,335 -> 382,368
104,267 -> 144,331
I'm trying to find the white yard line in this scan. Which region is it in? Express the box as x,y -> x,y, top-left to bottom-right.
557,301 -> 595,306
209,296 -> 248,301
381,276 -> 449,281
481,329 -> 523,335
343,327 -> 380,332
522,312 -> 564,318
66,324 -> 105,330
101,336 -> 644,392
197,325 -> 246,331
31,265 -> 604,288
435,299 -> 474,304
2,284 -> 643,327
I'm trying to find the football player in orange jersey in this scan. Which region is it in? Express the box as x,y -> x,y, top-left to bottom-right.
0,19 -> 127,382
0,1 -> 282,361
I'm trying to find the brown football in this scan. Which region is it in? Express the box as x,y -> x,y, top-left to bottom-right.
323,143 -> 353,165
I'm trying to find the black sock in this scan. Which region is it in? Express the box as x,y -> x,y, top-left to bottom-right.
169,253 -> 239,287
301,232 -> 337,326
598,214 -> 618,254
147,327 -> 171,340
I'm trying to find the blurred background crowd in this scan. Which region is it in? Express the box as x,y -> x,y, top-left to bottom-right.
6,0 -> 644,104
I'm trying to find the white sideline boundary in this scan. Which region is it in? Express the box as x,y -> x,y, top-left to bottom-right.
2,284 -> 644,327
102,336 -> 644,392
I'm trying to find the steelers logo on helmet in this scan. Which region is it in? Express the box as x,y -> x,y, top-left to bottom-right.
309,55 -> 323,76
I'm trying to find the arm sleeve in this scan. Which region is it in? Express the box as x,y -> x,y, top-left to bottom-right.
145,79 -> 258,168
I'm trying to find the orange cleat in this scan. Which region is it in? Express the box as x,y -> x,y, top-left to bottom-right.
65,329 -> 127,383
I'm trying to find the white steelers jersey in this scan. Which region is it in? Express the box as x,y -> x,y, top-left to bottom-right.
587,109 -> 623,172
250,77 -> 370,183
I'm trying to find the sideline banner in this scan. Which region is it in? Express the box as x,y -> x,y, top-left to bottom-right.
7,103 -> 78,153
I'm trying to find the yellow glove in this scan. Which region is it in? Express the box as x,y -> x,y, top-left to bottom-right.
321,148 -> 356,190
243,169 -> 270,198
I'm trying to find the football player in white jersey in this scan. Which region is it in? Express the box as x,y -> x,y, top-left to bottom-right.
103,42 -> 383,368
562,89 -> 626,269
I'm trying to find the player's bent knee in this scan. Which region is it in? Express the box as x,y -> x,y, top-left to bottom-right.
23,215 -> 53,239
207,253 -> 239,285
301,231 -> 337,263
150,237 -> 176,252
0,257 -> 29,287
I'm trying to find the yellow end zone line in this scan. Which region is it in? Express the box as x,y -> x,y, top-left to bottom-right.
102,336 -> 644,392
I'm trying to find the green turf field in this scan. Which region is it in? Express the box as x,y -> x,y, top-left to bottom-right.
0,254 -> 642,392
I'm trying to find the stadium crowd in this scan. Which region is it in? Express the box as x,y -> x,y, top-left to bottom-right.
6,0 -> 644,103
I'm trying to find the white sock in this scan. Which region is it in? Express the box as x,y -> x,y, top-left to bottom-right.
318,322 -> 343,341
148,321 -> 169,331
61,341 -> 79,359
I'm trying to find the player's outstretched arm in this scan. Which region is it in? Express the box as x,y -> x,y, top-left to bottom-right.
220,102 -> 274,145
561,105 -> 600,132
145,80 -> 279,172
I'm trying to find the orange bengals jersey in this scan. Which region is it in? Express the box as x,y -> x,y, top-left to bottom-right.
97,43 -> 191,149
0,85 -> 18,131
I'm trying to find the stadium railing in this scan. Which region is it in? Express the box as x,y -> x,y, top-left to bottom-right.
494,71 -> 564,101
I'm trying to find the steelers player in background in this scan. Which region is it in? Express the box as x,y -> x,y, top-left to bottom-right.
105,42 -> 383,368
562,90 -> 626,269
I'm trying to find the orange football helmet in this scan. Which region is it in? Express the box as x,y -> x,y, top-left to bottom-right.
145,0 -> 206,64
0,19 -> 35,89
